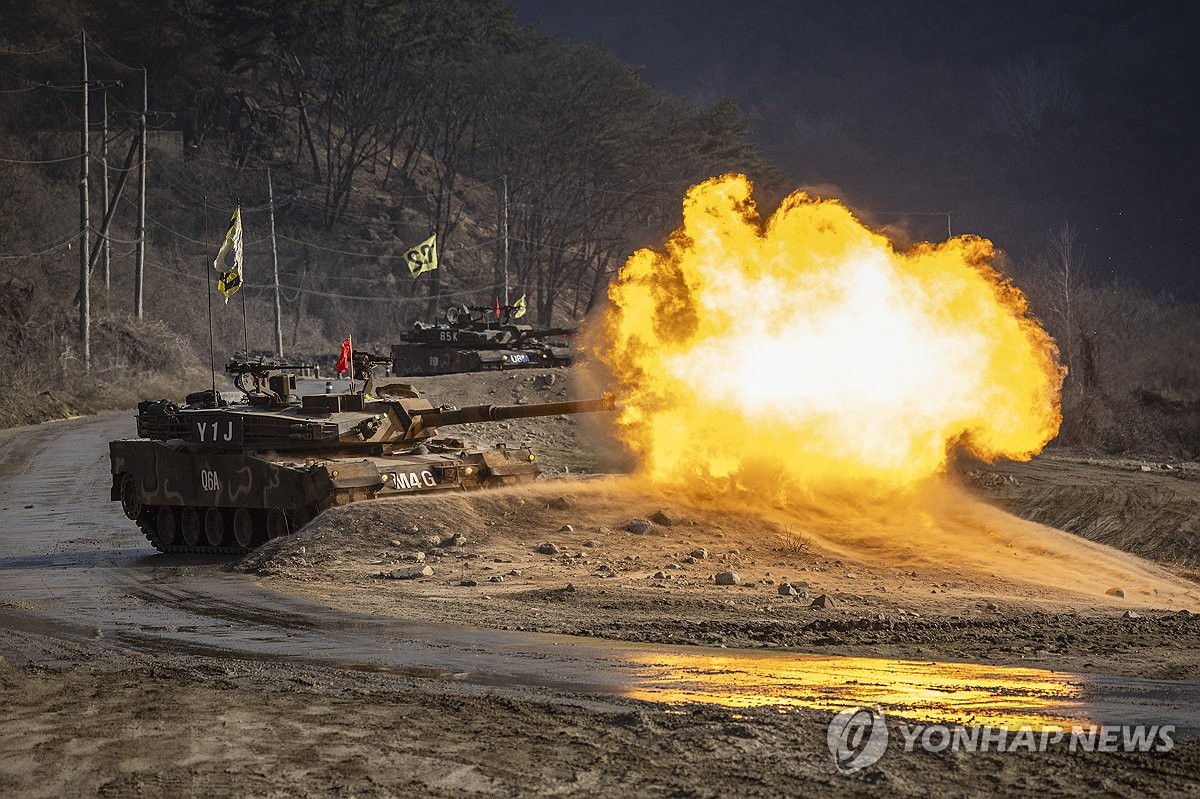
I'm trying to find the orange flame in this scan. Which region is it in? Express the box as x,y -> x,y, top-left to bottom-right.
601,174 -> 1064,499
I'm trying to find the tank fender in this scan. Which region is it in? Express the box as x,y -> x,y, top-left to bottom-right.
480,447 -> 539,477
316,460 -> 386,491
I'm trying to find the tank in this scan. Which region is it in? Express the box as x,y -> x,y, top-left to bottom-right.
109,356 -> 612,554
390,304 -> 575,376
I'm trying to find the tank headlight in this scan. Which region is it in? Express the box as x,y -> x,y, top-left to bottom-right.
331,469 -> 340,478
463,466 -> 476,476
528,454 -> 536,462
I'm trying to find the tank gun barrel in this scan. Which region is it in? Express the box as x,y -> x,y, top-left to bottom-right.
404,396 -> 614,438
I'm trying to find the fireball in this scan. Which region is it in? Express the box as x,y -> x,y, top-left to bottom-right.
601,174 -> 1063,500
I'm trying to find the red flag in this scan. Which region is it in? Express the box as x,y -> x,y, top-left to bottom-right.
494,297 -> 501,318
335,337 -> 352,374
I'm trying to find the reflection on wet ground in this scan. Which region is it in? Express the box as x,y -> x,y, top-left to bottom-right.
1,412 -> 1199,732
623,652 -> 1084,728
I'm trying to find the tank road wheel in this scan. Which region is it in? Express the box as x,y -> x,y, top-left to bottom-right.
266,508 -> 291,539
233,508 -> 259,548
181,507 -> 202,546
156,507 -> 178,547
119,474 -> 143,520
204,507 -> 226,547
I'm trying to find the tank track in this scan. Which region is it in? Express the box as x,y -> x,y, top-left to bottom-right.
135,511 -> 252,555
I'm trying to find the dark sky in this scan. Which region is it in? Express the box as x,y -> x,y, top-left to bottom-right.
506,1 -> 1200,293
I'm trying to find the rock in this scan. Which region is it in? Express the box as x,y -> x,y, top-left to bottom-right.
420,534 -> 441,548
690,548 -> 710,560
583,539 -> 600,548
389,565 -> 433,580
564,583 -> 576,592
596,527 -> 611,535
1178,609 -> 1194,618
809,594 -> 835,609
459,579 -> 478,587
508,569 -> 523,577
653,571 -> 667,579
389,539 -> 404,547
403,552 -> 426,562
715,570 -> 741,586
489,575 -> 505,583
493,555 -> 513,563
778,583 -> 798,596
560,524 -> 574,533
683,556 -> 697,565
444,533 -> 466,547
544,372 -> 557,386
626,518 -> 654,535
548,496 -> 573,511
985,602 -> 999,611
536,542 -> 560,555
1122,610 -> 1141,619
650,509 -> 680,526
1105,587 -> 1126,599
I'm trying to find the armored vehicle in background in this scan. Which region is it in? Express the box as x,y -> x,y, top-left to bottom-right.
390,304 -> 574,376
109,356 -> 611,554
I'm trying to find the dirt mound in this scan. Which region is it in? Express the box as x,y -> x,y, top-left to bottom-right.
964,452 -> 1200,567
235,475 -> 1200,679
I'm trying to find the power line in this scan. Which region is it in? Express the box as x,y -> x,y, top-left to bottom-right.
0,36 -> 75,55
0,151 -> 87,164
81,32 -> 140,73
274,231 -> 499,259
143,257 -> 506,302
0,228 -> 83,260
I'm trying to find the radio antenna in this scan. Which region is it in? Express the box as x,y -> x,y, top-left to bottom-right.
204,195 -> 217,403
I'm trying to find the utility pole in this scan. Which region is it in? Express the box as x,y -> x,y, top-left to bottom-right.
101,91 -> 110,292
501,174 -> 509,305
78,30 -> 90,373
134,67 -> 147,318
268,168 -> 283,357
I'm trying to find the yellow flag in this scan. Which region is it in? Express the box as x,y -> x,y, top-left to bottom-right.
213,205 -> 243,302
404,233 -> 438,278
513,293 -> 527,319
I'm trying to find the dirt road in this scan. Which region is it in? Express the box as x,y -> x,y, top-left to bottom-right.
1,375 -> 1198,796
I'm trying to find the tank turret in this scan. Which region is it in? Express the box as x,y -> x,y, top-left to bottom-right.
109,357 -> 612,554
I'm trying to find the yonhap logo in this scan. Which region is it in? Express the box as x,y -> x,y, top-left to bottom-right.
825,707 -> 1175,774
827,707 -> 889,774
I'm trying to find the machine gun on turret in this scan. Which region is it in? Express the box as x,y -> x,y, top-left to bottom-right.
225,355 -> 316,404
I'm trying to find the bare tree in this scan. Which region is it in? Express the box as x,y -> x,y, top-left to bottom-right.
987,56 -> 1082,147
